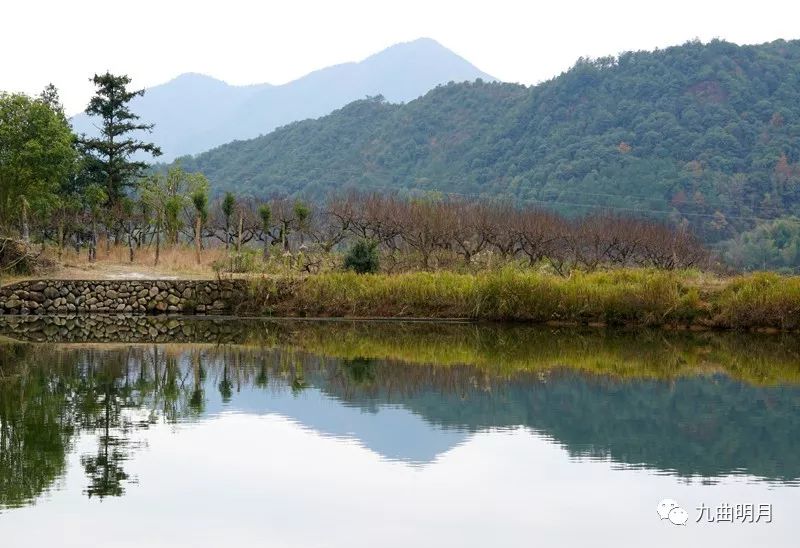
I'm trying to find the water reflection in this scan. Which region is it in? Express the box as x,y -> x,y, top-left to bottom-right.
1,318 -> 800,512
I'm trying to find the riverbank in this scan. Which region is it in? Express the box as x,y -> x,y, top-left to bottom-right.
237,269 -> 800,331
3,268 -> 800,331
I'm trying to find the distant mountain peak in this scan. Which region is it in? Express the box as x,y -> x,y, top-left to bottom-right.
70,38 -> 495,160
170,72 -> 222,82
362,37 -> 496,81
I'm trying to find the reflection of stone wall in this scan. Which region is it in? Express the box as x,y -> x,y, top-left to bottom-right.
0,279 -> 247,316
0,315 -> 253,343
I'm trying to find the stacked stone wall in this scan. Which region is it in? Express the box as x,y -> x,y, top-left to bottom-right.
0,279 -> 247,315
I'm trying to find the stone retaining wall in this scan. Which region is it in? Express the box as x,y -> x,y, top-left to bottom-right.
0,279 -> 248,315
0,315 -> 255,343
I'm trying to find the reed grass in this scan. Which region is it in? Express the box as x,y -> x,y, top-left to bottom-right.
239,267 -> 800,330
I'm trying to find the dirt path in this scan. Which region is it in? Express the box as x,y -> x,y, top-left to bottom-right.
48,263 -> 212,281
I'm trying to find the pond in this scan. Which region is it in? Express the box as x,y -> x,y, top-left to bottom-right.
0,317 -> 799,547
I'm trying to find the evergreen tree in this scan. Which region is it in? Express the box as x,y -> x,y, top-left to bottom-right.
79,73 -> 161,206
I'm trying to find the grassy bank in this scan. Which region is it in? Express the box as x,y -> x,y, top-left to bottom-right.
238,268 -> 800,331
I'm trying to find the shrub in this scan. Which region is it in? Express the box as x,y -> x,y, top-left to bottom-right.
343,240 -> 380,274
214,249 -> 261,274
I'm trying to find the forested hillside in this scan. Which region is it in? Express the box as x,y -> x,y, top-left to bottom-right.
180,38 -> 800,259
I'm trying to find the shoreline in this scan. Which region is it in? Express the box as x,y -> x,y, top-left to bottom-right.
2,268 -> 800,332
0,312 -> 796,334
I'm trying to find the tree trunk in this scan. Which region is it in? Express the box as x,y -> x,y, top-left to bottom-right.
195,215 -> 202,265
237,214 -> 243,252
57,221 -> 64,261
128,224 -> 134,262
89,220 -> 97,263
224,219 -> 230,251
20,202 -> 30,243
154,222 -> 161,267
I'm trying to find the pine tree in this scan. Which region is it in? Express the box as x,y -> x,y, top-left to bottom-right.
79,72 -> 161,206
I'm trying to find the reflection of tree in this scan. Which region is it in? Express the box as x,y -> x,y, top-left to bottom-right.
218,364 -> 233,403
189,350 -> 205,414
81,436 -> 133,499
342,358 -> 376,386
1,343 -> 217,507
74,351 -> 137,499
0,345 -> 74,508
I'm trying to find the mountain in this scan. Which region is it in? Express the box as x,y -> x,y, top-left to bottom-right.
69,38 -> 495,160
179,38 -> 800,246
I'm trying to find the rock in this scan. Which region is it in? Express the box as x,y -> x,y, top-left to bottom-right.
43,287 -> 59,299
29,281 -> 46,292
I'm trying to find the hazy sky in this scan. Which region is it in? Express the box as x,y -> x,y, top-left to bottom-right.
3,0 -> 799,115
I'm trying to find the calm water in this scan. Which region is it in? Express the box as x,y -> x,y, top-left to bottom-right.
1,317 -> 799,547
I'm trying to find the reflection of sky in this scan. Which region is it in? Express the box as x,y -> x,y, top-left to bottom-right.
2,413 -> 798,548
205,385 -> 471,464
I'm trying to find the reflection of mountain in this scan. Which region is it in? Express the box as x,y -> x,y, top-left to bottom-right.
331,371 -> 800,481
2,327 -> 800,509
216,387 -> 469,464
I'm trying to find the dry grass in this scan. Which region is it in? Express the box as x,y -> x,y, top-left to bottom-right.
239,268 -> 800,330
53,241 -> 227,279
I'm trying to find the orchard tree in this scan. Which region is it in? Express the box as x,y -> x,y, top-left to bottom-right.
191,189 -> 209,264
139,166 -> 208,266
221,192 -> 236,251
83,184 -> 108,262
258,204 -> 272,259
79,73 -> 161,207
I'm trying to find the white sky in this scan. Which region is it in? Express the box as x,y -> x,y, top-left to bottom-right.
3,0 -> 799,116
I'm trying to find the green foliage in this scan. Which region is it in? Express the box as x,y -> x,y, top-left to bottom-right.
293,200 -> 310,228
139,165 -> 208,241
222,192 -> 236,219
178,39 -> 800,249
720,218 -> 800,272
0,91 -> 77,234
343,239 -> 380,274
191,189 -> 209,222
258,204 -> 272,229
